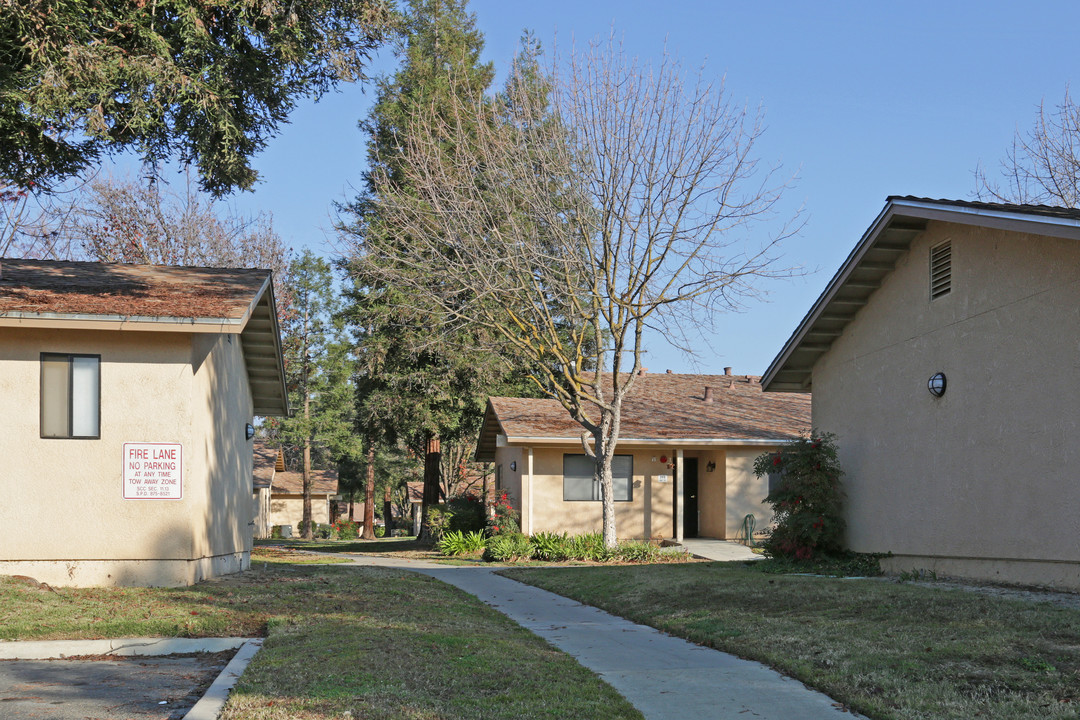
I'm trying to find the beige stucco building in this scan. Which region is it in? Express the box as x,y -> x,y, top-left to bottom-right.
764,196 -> 1080,590
475,372 -> 810,541
252,440 -> 341,536
0,259 -> 287,587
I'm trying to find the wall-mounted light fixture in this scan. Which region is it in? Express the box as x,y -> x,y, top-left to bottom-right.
245,423 -> 256,440
706,461 -> 716,473
510,461 -> 517,471
928,372 -> 947,397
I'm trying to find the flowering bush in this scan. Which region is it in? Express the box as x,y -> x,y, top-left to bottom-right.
486,492 -> 520,536
753,433 -> 846,560
332,519 -> 359,540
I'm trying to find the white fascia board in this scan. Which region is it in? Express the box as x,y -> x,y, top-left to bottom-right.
0,312 -> 243,332
503,435 -> 794,447
890,198 -> 1080,237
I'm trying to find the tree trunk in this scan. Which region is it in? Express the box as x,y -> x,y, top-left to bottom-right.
302,436 -> 313,540
361,442 -> 377,540
383,485 -> 393,537
418,433 -> 441,542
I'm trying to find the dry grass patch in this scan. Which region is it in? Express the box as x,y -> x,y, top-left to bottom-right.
501,562 -> 1080,720
2,546 -> 641,719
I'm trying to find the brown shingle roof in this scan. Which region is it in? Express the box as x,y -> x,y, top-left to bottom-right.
271,468 -> 339,496
476,373 -> 810,461
0,259 -> 269,322
252,441 -> 282,490
0,258 -> 289,416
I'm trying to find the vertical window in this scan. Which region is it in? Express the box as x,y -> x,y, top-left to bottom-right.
495,464 -> 502,491
41,354 -> 100,439
767,471 -> 782,496
930,240 -> 951,300
563,454 -> 633,502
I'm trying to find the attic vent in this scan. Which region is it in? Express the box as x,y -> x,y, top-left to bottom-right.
929,240 -> 951,300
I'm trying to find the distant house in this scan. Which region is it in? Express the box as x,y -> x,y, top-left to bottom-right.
268,466 -> 339,532
0,259 -> 287,587
252,440 -> 343,535
475,372 -> 810,541
252,441 -> 284,539
763,196 -> 1080,590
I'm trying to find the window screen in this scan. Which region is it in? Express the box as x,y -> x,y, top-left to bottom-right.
563,454 -> 633,501
41,354 -> 100,439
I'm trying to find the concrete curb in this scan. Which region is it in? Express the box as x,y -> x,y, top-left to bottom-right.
0,636 -> 250,660
183,639 -> 263,720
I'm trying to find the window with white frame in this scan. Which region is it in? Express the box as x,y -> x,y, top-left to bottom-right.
563,454 -> 633,502
40,353 -> 100,439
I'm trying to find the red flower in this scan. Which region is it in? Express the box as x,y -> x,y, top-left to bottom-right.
772,455 -> 782,466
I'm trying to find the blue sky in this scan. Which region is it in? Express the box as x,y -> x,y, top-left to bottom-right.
225,1 -> 1080,376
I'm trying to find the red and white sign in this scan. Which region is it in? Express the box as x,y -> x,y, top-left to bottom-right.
123,442 -> 183,500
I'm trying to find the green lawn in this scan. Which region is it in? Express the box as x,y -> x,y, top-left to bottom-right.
1,547 -> 641,719
501,562 -> 1080,720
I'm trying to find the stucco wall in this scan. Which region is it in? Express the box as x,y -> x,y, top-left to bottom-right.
723,448 -> 773,538
268,494 -> 331,530
812,221 -> 1080,589
492,443 -> 779,541
523,447 -> 672,539
190,334 -> 253,574
0,328 -> 254,586
493,446 -> 525,530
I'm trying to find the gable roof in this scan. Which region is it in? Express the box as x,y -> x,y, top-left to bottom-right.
270,468 -> 339,496
0,258 -> 288,415
475,372 -> 810,461
252,441 -> 284,490
762,197 -> 1080,393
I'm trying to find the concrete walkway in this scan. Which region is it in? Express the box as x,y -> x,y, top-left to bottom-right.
677,538 -> 761,562
349,554 -> 862,720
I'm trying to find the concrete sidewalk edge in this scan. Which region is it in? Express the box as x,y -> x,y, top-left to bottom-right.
183,638 -> 263,720
0,636 -> 251,659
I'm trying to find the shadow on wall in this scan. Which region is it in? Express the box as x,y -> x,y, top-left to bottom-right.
199,333 -> 255,581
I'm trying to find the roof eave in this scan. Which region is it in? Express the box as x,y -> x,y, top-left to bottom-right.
762,198 -> 1080,393
501,435 -> 799,447
0,312 -> 246,332
242,275 -> 289,417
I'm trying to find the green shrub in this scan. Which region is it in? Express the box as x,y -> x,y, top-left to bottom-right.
332,519 -> 359,540
270,525 -> 284,539
613,540 -> 662,563
374,525 -> 386,538
530,531 -> 570,561
754,433 -> 846,560
424,494 -> 487,541
487,491 -> 520,536
446,494 -> 486,534
438,530 -> 487,556
314,523 -> 334,539
567,532 -> 612,562
482,533 -> 533,562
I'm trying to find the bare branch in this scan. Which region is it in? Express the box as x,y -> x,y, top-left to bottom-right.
343,35 -> 798,545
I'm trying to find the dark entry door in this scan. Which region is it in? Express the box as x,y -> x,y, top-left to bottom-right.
683,458 -> 699,538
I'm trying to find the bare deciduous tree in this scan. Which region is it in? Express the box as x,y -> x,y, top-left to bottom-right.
347,37 -> 798,546
1,179 -> 81,259
976,86 -> 1080,206
70,171 -> 290,277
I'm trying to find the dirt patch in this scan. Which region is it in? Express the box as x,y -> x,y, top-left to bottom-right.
0,650 -> 234,720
